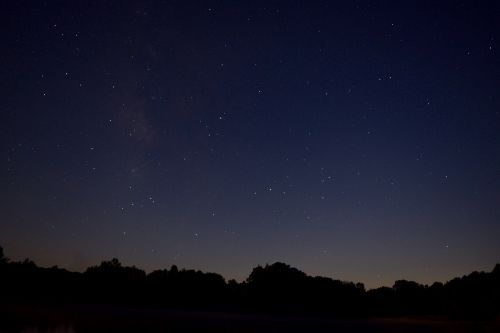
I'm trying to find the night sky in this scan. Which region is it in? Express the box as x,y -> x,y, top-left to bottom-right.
1,1 -> 499,289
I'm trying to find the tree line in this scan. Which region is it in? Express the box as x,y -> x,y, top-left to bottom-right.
0,246 -> 499,319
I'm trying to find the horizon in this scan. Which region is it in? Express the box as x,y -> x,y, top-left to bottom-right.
1,1 -> 500,291
2,246 -> 498,290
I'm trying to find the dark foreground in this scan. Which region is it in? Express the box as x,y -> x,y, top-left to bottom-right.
1,305 -> 499,333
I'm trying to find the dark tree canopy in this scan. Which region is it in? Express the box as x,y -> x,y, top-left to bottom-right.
0,246 -> 499,320
0,246 -> 5,263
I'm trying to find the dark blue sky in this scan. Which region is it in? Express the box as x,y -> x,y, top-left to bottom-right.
1,1 -> 499,288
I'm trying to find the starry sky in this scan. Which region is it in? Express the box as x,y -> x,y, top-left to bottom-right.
1,1 -> 499,289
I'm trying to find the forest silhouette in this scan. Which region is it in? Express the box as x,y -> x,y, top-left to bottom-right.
1,245 -> 499,325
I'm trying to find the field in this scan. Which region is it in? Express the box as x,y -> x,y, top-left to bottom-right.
2,304 -> 499,333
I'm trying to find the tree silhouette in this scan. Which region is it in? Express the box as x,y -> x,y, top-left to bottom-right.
0,244 -> 499,321
0,246 -> 8,264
